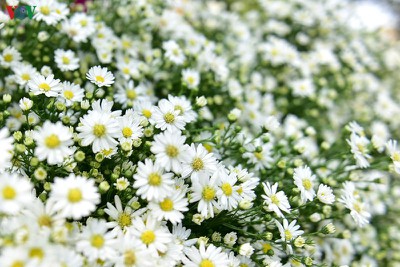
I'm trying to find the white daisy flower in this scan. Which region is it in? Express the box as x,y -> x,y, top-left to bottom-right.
22,198 -> 65,229
347,132 -> 371,168
59,81 -> 85,106
48,174 -> 100,219
34,0 -> 63,25
0,173 -> 33,214
153,99 -> 186,131
276,219 -> 304,242
182,68 -> 200,89
168,95 -> 197,123
317,184 -> 335,205
54,49 -> 80,71
76,218 -> 117,262
130,215 -> 173,255
111,234 -> 154,267
117,111 -> 143,142
148,188 -> 189,224
12,63 -> 38,87
290,78 -> 315,97
215,167 -> 241,211
134,100 -> 155,122
0,128 -> 14,172
181,143 -> 218,180
19,97 -> 33,111
33,121 -> 74,165
182,243 -> 229,267
151,128 -> 187,173
386,139 -> 400,174
114,80 -> 148,108
133,159 -> 175,201
86,66 -> 115,87
163,40 -> 186,65
262,182 -> 291,218
0,46 -> 21,68
293,165 -> 316,202
28,73 -> 61,97
190,174 -> 220,218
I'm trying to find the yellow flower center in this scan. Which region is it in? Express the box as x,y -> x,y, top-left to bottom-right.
124,250 -> 136,265
4,54 -> 13,62
39,83 -> 51,92
163,112 -> 175,123
122,68 -> 130,75
284,229 -> 293,240
95,76 -> 105,83
202,186 -> 216,201
262,243 -> 272,253
159,198 -> 174,211
122,127 -> 133,138
174,105 -> 184,114
254,152 -> 263,160
63,90 -> 74,100
62,56 -> 70,64
187,76 -> 195,85
393,152 -> 400,162
200,259 -> 215,267
353,202 -> 362,213
93,124 -> 106,137
237,186 -> 243,195
126,89 -> 137,100
2,186 -> 16,200
118,213 -> 132,228
302,179 -> 312,190
142,109 -> 152,118
29,247 -> 44,259
38,215 -> 52,227
21,73 -> 31,81
203,143 -> 213,153
67,188 -> 82,203
148,173 -> 162,186
45,134 -> 61,148
141,230 -> 156,245
91,234 -> 105,248
80,19 -> 88,27
221,183 -> 233,196
11,261 -> 24,267
40,6 -> 50,15
166,145 -> 179,157
270,194 -> 280,205
191,157 -> 204,171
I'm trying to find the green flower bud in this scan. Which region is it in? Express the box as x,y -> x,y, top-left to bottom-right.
322,223 -> 336,234
34,167 -> 47,181
44,182 -> 51,191
55,102 -> 66,111
16,144 -> 26,153
294,236 -> 305,248
99,181 -> 110,192
304,257 -> 313,266
133,139 -> 142,147
130,201 -> 141,210
277,160 -> 286,169
264,232 -> 273,241
24,136 -> 34,146
74,151 -> 85,162
95,153 -> 104,162
3,94 -> 12,103
30,157 -> 39,167
13,131 -> 23,141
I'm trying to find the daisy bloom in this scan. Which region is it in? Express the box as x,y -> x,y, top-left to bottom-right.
28,73 -> 61,97
276,219 -> 304,242
76,218 -> 117,262
112,234 -> 154,267
181,143 -> 218,180
133,159 -> 175,201
215,168 -> 241,211
163,40 -> 186,65
151,128 -> 187,173
182,243 -> 229,267
293,165 -> 316,202
33,121 -> 74,165
340,194 -> 371,227
13,63 -> 38,86
59,81 -> 85,106
347,132 -> 371,168
48,174 -> 100,219
168,95 -> 197,123
262,182 -> 291,218
182,68 -> 200,89
0,128 -> 14,172
317,184 -> 335,205
0,173 -> 33,214
54,49 -> 79,71
34,0 -> 64,25
0,46 -> 21,68
86,66 -> 115,87
117,112 -> 143,142
190,174 -> 220,218
153,99 -> 186,131
386,139 -> 400,174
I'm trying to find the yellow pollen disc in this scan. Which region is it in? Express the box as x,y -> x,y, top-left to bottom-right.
159,198 -> 174,211
38,215 -> 52,227
21,73 -> 31,81
91,234 -> 105,248
122,68 -> 130,75
221,183 -> 233,196
191,157 -> 204,171
356,143 -> 365,153
45,134 -> 61,148
11,261 -> 24,267
80,20 -> 88,27
237,186 -> 243,195
141,230 -> 155,245
393,152 -> 400,162
4,54 -> 13,62
203,143 -> 213,153
262,243 -> 272,253
39,83 -> 51,92
148,173 -> 162,186
187,76 -> 195,85
95,75 -> 105,83
122,127 -> 133,138
93,124 -> 106,137
124,250 -> 136,265
29,247 -> 44,259
142,109 -> 152,118
2,186 -> 16,200
240,264 -> 249,267
118,213 -> 132,228
254,152 -> 263,160
202,186 -> 216,201
166,145 -> 178,157
126,89 -> 137,100
63,90 -> 74,100
270,194 -> 280,205
302,179 -> 312,190
200,259 -> 215,267
174,105 -> 184,114
40,6 -> 50,15
284,229 -> 293,240
353,202 -> 362,213
62,56 -> 70,64
163,112 -> 175,124
67,188 -> 82,203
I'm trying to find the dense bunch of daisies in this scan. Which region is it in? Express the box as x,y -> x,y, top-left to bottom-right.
1,0 -> 400,266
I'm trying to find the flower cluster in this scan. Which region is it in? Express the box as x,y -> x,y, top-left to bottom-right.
1,0 -> 400,266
